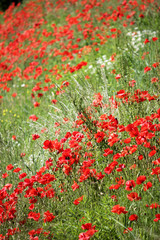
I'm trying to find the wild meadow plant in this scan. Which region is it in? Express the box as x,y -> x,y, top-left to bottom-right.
0,0 -> 160,239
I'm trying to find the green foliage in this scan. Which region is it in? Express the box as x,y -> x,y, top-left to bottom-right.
0,0 -> 160,239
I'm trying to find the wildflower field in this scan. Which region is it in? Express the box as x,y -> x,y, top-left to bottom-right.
0,0 -> 160,239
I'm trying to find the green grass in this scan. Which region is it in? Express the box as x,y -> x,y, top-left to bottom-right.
0,0 -> 160,239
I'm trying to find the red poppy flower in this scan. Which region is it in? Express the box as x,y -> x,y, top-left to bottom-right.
34,102 -> 40,107
37,93 -> 43,98
29,204 -> 35,210
28,211 -> 40,221
103,148 -> 113,157
123,227 -> 133,234
125,124 -> 139,137
94,131 -> 105,143
96,172 -> 105,180
129,80 -> 136,87
144,39 -> 150,44
12,135 -> 16,140
151,167 -> 160,175
29,115 -> 38,121
152,62 -> 159,68
152,158 -> 160,165
144,66 -> 151,73
152,37 -> 158,41
127,192 -> 141,201
130,164 -> 136,170
109,184 -> 121,190
6,164 -> 14,171
125,180 -> 136,191
79,225 -> 98,240
71,181 -> 79,191
12,93 -> 17,97
51,99 -> 57,104
111,195 -> 118,202
154,214 -> 160,222
115,74 -> 121,80
73,195 -> 84,205
111,205 -> 128,215
19,173 -> 27,179
104,161 -> 118,175
146,203 -> 160,209
81,223 -> 93,230
43,140 -> 54,149
116,90 -> 127,99
138,155 -> 143,160
43,211 -> 55,222
129,214 -> 138,221
136,175 -> 146,185
32,134 -> 40,140
143,182 -> 152,191
2,173 -> 8,178
13,168 -> 21,173
151,77 -> 159,83
124,138 -> 131,144
139,14 -> 144,18
148,150 -> 156,157
20,153 -> 26,157
63,164 -> 72,175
